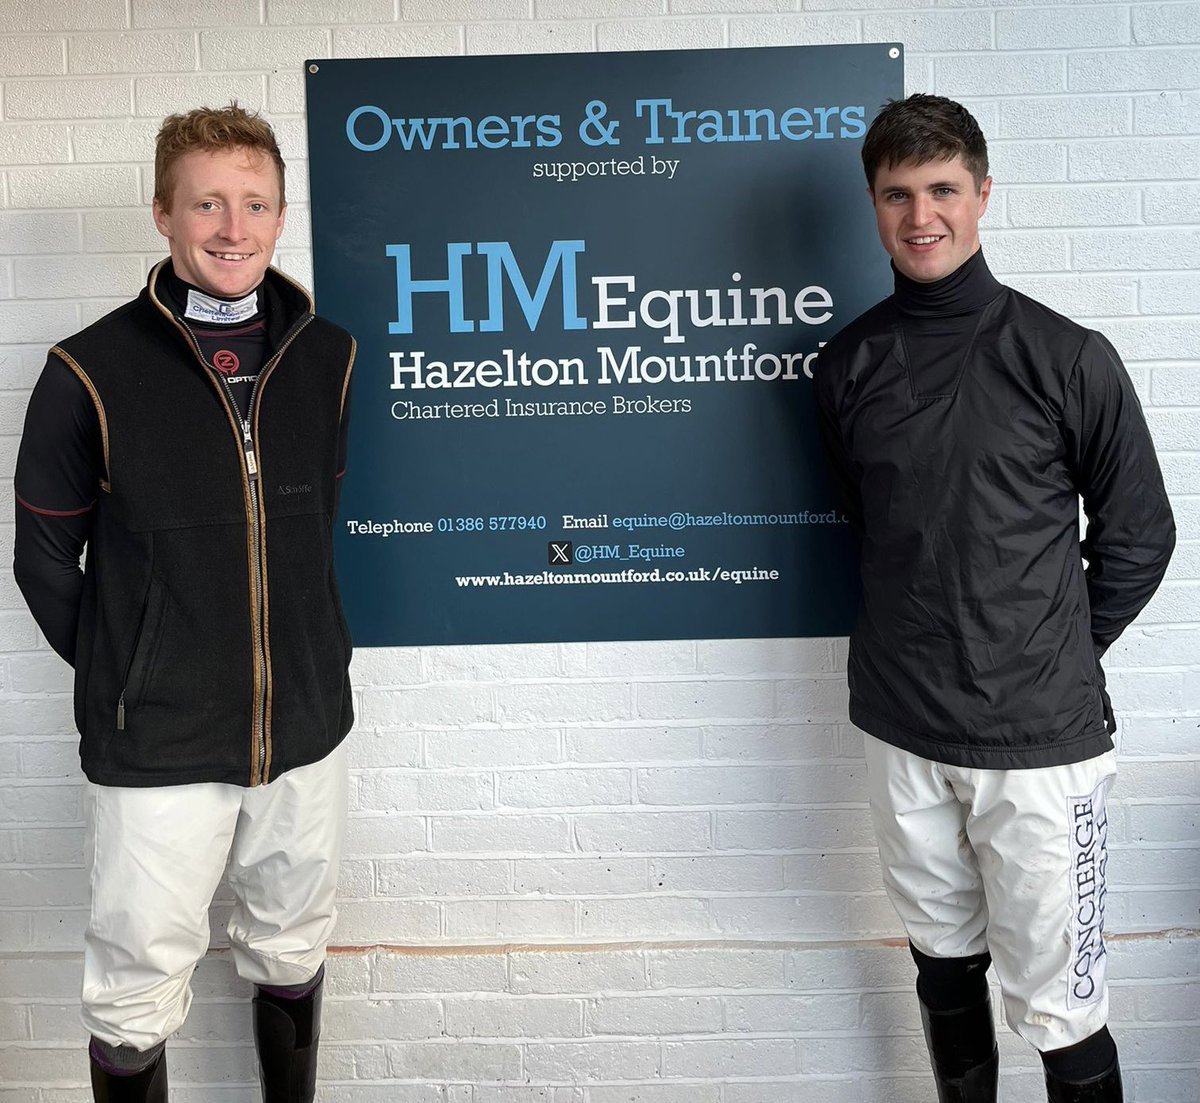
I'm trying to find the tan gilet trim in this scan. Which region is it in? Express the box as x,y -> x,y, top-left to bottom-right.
50,347 -> 112,493
340,337 -> 356,419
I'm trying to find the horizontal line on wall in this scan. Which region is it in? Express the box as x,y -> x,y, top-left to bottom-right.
5,928 -> 1196,965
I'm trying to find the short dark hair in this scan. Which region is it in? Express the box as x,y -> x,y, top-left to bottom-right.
155,102 -> 285,212
861,94 -> 988,191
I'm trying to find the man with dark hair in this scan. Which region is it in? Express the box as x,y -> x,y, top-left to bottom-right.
814,93 -> 1174,1102
14,103 -> 356,1102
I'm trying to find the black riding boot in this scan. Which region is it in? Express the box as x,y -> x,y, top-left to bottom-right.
1045,1056 -> 1123,1101
252,966 -> 324,1102
920,994 -> 1000,1102
89,1047 -> 167,1102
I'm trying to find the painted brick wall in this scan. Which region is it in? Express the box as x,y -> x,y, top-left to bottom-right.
1,1 -> 1197,1099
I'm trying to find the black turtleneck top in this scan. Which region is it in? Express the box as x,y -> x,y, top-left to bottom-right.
159,267 -> 269,425
893,247 -> 1003,318
892,249 -> 1005,397
813,249 -> 1174,770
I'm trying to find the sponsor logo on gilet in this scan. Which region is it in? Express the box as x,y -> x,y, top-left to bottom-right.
1067,781 -> 1109,1009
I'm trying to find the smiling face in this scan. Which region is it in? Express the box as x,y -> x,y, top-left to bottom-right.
870,154 -> 991,283
152,147 -> 286,299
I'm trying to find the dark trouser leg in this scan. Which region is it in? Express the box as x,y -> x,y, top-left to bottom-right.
252,963 -> 324,1102
88,1039 -> 167,1102
1043,1027 -> 1123,1101
912,944 -> 999,1102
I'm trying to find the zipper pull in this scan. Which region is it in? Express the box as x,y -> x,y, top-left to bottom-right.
116,694 -> 125,731
242,429 -> 259,481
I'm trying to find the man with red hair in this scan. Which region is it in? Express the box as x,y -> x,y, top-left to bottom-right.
15,103 -> 356,1102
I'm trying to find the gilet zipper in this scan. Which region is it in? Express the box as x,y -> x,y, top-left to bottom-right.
171,310 -> 312,785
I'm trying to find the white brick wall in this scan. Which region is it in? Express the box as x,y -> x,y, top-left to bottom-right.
1,1 -> 1197,1097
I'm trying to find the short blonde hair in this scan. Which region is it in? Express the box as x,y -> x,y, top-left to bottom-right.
154,102 -> 286,211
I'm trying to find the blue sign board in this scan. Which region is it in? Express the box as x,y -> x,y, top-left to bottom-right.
305,44 -> 902,645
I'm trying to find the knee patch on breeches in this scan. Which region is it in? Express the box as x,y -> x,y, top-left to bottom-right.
89,1036 -> 165,1074
1041,1025 -> 1118,1082
910,942 -> 992,1011
256,965 -> 323,1002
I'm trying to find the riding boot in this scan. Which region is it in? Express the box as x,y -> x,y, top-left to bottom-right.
252,966 -> 324,1102
920,993 -> 1000,1102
